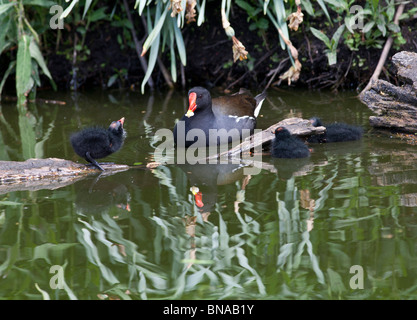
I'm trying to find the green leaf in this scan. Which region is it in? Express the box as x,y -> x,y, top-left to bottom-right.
327,51 -> 337,65
141,22 -> 160,93
273,0 -> 288,50
16,35 -> 34,97
235,0 -> 255,15
256,17 -> 269,30
169,29 -> 177,83
29,37 -> 52,80
371,0 -> 379,11
82,0 -> 93,20
386,5 -> 395,21
344,16 -> 354,34
61,0 -> 79,19
377,21 -> 386,37
197,0 -> 206,26
331,24 -> 345,49
107,74 -> 118,88
263,0 -> 270,15
387,22 -> 400,33
89,6 -> 108,22
363,21 -> 375,33
317,0 -> 333,25
142,4 -> 169,56
172,18 -> 186,66
302,0 -> 315,16
136,0 -> 148,15
0,2 -> 16,16
310,27 -> 331,48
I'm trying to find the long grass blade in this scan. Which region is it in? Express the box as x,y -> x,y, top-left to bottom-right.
317,0 -> 333,25
141,30 -> 160,93
60,0 -> 79,19
34,283 -> 50,300
169,29 -> 177,82
82,0 -> 93,20
142,3 -> 169,56
197,0 -> 206,26
137,0 -> 147,15
263,0 -> 270,14
172,18 -> 186,66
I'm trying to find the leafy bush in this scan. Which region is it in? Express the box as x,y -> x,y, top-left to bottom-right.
0,0 -> 415,101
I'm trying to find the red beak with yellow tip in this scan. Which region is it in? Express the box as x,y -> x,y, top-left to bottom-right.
190,186 -> 204,207
186,92 -> 197,118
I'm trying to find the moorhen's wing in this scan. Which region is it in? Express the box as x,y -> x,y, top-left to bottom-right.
212,92 -> 258,118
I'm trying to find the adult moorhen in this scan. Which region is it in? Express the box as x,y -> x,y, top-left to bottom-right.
70,117 -> 126,171
173,87 -> 267,147
307,117 -> 363,143
271,127 -> 310,158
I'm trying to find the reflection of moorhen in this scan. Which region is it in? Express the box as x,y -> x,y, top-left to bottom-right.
74,178 -> 130,216
70,117 -> 126,171
177,163 -> 246,213
174,87 -> 267,147
273,157 -> 311,180
271,127 -> 310,158
307,117 -> 363,143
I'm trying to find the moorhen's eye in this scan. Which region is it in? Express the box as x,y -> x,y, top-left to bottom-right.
199,94 -> 202,98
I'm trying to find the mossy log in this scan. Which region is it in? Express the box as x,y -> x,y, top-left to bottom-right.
360,51 -> 417,132
0,158 -> 129,194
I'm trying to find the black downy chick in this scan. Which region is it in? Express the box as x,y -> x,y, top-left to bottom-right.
70,117 -> 126,171
308,117 -> 363,143
271,127 -> 310,158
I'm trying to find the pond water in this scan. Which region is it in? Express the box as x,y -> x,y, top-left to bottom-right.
1,88 -> 417,300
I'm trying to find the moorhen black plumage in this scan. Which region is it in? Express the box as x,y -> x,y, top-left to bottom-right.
70,117 -> 126,171
307,117 -> 363,143
271,127 -> 310,158
173,87 -> 267,147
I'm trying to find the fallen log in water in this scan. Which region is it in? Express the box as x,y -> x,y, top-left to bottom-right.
206,117 -> 326,160
0,158 -> 129,194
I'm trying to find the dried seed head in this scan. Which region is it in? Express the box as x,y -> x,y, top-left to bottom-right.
186,0 -> 197,24
169,0 -> 183,17
232,36 -> 248,62
287,9 -> 304,31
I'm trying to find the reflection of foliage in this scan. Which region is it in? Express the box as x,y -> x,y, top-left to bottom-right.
0,103 -> 57,161
1,149 -> 417,299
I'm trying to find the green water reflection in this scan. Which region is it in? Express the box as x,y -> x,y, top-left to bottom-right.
1,89 -> 417,300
